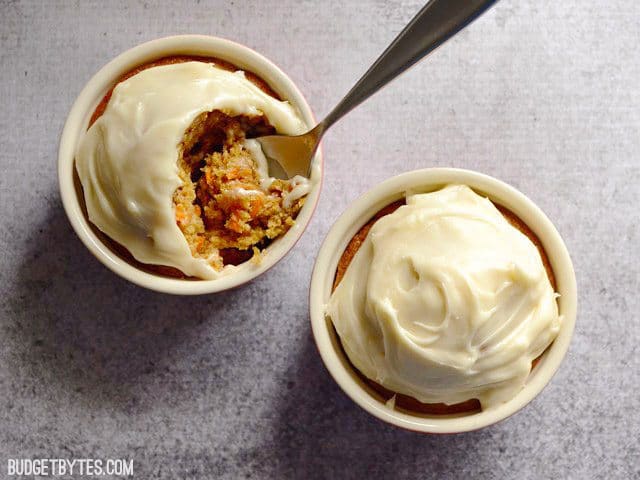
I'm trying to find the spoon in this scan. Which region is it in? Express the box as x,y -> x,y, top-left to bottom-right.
257,0 -> 498,178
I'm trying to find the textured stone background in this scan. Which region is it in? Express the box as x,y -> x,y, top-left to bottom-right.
1,1 -> 638,478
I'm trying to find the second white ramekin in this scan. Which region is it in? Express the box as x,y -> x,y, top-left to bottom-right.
309,168 -> 577,433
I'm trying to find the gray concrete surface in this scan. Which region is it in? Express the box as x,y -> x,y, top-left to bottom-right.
1,1 -> 638,478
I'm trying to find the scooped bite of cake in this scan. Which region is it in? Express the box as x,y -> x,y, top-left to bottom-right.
76,60 -> 312,279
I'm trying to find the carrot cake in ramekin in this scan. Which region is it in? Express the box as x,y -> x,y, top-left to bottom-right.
327,184 -> 561,415
76,56 -> 313,279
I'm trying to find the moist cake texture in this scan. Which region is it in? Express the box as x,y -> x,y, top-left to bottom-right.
76,59 -> 312,279
173,109 -> 306,271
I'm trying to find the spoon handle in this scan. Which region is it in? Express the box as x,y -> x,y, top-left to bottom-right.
321,0 -> 498,130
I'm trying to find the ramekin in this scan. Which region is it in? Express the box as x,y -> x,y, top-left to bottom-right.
309,168 -> 577,433
58,35 -> 322,295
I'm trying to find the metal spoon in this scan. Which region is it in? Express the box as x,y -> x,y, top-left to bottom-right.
257,0 -> 498,178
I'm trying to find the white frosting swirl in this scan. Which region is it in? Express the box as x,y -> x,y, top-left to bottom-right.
327,185 -> 561,408
76,61 -> 308,279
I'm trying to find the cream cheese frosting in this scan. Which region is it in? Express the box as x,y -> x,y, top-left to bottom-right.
327,185 -> 561,408
76,61 -> 309,279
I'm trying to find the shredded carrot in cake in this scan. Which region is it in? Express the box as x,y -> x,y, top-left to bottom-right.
171,109 -> 305,270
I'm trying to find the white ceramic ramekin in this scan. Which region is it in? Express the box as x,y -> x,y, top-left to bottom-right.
309,168 -> 577,433
58,35 -> 322,294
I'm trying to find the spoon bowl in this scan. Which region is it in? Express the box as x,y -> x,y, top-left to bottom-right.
257,0 -> 498,178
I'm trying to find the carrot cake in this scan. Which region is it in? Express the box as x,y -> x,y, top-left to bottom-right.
75,59 -> 312,279
328,184 -> 561,413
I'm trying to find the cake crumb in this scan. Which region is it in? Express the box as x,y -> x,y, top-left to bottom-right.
172,109 -> 304,271
251,246 -> 263,266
